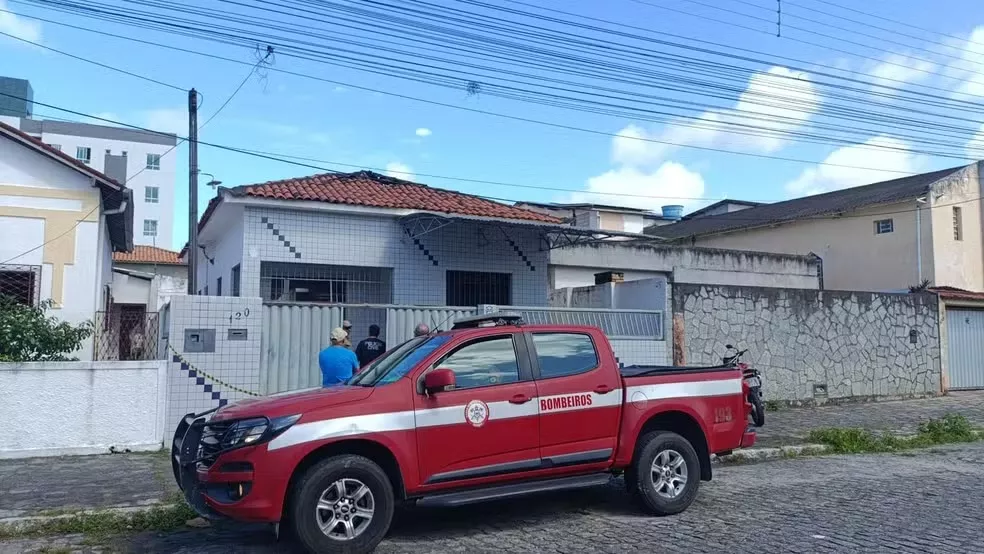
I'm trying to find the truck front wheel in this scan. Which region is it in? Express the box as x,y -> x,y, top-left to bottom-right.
290,454 -> 395,554
628,431 -> 700,516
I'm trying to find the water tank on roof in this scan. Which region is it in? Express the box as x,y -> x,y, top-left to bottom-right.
661,204 -> 684,220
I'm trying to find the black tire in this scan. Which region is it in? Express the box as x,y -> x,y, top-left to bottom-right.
290,455 -> 395,554
749,389 -> 766,427
628,431 -> 701,516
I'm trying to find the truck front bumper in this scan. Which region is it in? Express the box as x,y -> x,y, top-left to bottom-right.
171,411 -> 283,523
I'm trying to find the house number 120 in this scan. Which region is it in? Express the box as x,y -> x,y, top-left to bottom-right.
229,307 -> 251,324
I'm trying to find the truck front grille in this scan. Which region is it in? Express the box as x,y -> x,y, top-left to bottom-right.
197,421 -> 232,468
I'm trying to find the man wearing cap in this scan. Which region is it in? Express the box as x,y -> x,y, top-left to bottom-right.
318,327 -> 359,386
342,320 -> 353,347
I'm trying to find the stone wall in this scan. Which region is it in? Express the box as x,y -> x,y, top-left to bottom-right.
673,284 -> 942,402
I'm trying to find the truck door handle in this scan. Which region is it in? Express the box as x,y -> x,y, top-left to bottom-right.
594,385 -> 613,394
509,394 -> 532,404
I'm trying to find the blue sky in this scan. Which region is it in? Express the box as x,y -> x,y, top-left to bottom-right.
2,0 -> 984,250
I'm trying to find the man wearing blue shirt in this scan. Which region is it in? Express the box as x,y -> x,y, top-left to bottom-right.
319,327 -> 359,386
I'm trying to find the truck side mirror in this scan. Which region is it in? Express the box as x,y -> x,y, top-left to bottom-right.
424,368 -> 456,394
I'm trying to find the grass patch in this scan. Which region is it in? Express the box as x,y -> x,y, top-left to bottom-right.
0,503 -> 197,541
764,400 -> 783,412
807,414 -> 981,454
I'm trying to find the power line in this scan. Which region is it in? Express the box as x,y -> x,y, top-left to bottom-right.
7,3 -> 981,169
806,0 -> 984,48
625,0 -> 978,85
0,29 -> 186,91
11,92 -> 984,229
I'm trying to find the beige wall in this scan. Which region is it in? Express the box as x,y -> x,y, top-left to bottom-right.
694,200 -> 931,292
929,163 -> 984,291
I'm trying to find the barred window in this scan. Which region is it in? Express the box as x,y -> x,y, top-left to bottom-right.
260,262 -> 392,303
0,265 -> 42,306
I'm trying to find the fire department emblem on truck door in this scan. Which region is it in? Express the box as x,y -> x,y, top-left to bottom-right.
465,400 -> 490,427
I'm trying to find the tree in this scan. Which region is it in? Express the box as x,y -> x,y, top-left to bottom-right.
908,279 -> 931,293
0,296 -> 93,362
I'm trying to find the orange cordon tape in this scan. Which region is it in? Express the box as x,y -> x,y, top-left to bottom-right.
167,342 -> 261,397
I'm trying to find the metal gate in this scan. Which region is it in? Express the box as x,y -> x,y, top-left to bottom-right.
946,308 -> 984,390
260,303 -> 665,395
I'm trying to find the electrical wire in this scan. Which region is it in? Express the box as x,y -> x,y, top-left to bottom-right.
0,29 -> 186,91
7,91 -> 982,228
10,0 -> 984,163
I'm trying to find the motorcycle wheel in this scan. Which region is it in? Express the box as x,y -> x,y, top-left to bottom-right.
748,388 -> 766,427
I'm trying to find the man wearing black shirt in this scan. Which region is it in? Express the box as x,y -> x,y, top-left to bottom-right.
355,324 -> 387,368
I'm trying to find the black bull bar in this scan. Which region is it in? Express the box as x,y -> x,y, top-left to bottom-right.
171,409 -> 222,519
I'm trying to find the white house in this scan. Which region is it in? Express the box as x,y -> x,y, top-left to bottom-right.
0,121 -> 133,360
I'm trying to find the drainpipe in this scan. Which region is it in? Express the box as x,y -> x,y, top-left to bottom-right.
808,252 -> 824,290
915,197 -> 927,285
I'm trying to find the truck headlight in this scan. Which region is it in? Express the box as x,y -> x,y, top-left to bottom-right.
221,415 -> 301,449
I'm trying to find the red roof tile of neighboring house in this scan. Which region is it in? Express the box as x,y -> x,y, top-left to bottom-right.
0,121 -> 123,189
224,170 -> 562,224
113,245 -> 185,265
930,286 -> 984,302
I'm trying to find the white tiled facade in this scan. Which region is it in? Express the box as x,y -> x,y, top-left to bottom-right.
164,295 -> 263,426
200,206 -> 551,307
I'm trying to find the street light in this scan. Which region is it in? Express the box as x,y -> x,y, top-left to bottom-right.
200,172 -> 222,193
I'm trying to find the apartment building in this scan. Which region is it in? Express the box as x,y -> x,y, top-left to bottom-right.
0,77 -> 177,248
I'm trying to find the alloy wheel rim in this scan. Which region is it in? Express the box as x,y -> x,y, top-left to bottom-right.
315,478 -> 375,541
650,449 -> 688,499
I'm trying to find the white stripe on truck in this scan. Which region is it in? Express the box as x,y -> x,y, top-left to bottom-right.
267,378 -> 740,451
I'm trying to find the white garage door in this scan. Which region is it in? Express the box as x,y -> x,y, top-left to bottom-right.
946,308 -> 984,390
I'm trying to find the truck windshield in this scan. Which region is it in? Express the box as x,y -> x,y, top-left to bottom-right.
347,334 -> 452,387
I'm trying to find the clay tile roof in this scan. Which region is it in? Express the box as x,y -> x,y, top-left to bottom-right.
929,286 -> 984,301
226,170 -> 562,224
113,245 -> 185,265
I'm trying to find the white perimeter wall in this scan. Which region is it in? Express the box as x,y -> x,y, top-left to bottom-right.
0,361 -> 168,458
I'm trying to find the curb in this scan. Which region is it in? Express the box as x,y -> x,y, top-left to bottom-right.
0,502 -> 179,529
713,444 -> 830,464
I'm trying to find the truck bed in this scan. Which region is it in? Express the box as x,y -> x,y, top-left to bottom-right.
619,364 -> 736,378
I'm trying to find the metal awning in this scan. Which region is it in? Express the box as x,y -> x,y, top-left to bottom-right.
398,212 -> 666,250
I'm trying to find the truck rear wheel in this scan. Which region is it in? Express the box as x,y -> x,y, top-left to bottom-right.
628,431 -> 700,516
290,454 -> 394,554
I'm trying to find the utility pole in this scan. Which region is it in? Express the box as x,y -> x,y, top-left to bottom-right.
187,88 -> 199,295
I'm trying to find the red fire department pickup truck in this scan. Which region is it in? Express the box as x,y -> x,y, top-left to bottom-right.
172,314 -> 757,553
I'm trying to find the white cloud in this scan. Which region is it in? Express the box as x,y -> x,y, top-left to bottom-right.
575,162 -> 706,212
612,66 -> 820,167
0,0 -> 42,42
142,108 -> 186,135
415,127 -> 432,137
784,136 -> 929,197
868,53 -> 935,88
944,26 -> 984,97
967,123 -> 984,159
385,162 -> 414,180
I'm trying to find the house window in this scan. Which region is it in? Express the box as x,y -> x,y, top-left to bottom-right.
446,270 -> 511,306
76,146 -> 91,164
0,265 -> 41,306
48,143 -> 61,152
230,264 -> 241,297
143,219 -> 158,237
953,207 -> 963,241
216,277 -> 223,296
146,153 -> 161,170
259,262 -> 392,303
145,186 -> 160,204
874,219 -> 894,235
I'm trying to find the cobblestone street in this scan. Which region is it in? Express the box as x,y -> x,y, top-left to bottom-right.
6,442 -> 982,553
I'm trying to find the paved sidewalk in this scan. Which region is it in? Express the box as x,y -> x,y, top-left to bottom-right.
755,391 -> 984,447
1,392 -> 981,520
